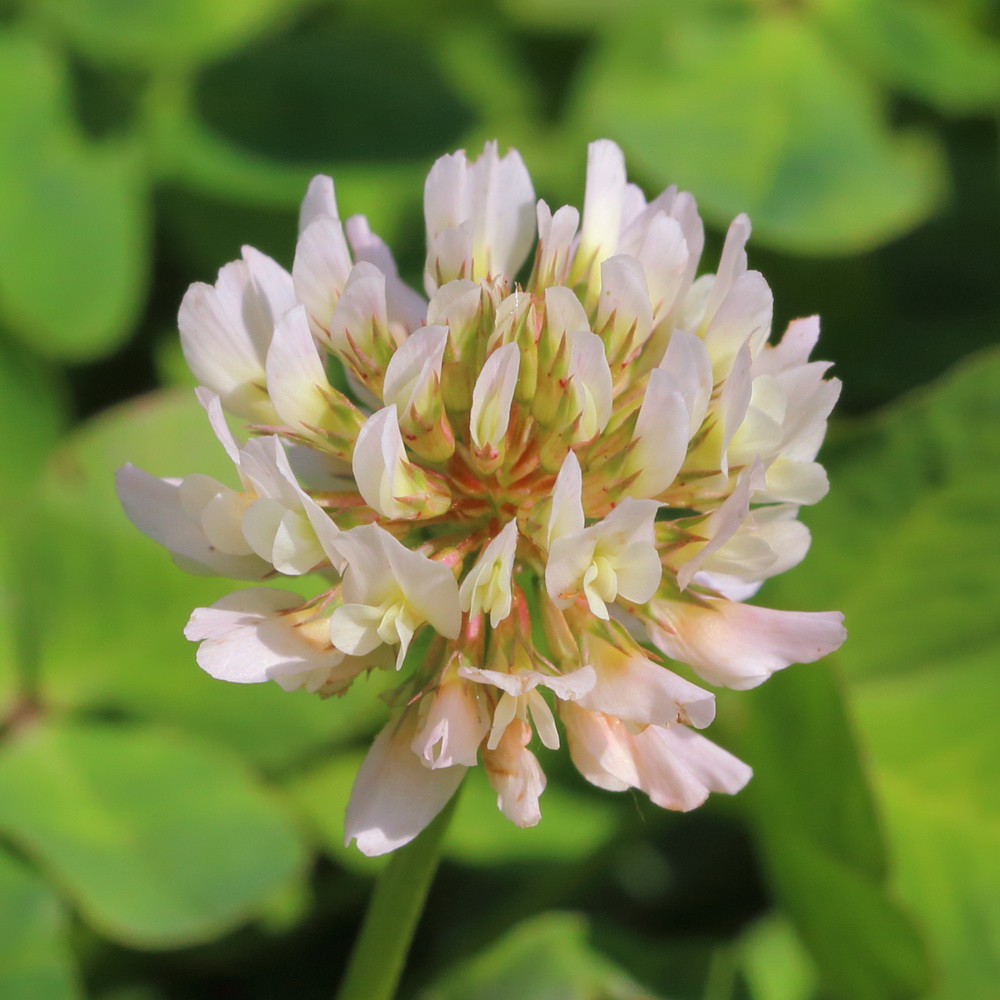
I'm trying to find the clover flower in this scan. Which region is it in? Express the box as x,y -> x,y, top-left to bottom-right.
117,140 -> 845,856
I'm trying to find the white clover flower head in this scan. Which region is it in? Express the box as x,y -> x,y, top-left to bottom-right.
117,140 -> 846,857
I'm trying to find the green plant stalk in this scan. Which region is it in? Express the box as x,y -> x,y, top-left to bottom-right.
335,789 -> 461,1000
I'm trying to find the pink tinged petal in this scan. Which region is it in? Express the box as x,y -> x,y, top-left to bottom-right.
412,676 -> 490,768
547,451 -> 585,547
427,278 -> 482,331
576,139 -> 627,281
383,325 -> 448,412
327,261 -> 390,358
577,635 -> 716,729
115,465 -> 270,579
648,598 -> 846,690
470,343 -> 520,451
298,174 -> 338,232
458,519 -> 519,628
596,255 -> 653,354
346,215 -> 427,332
658,726 -> 752,795
568,331 -> 613,440
659,330 -> 712,437
352,405 -> 410,519
561,703 -> 637,792
345,711 -> 466,856
703,213 -> 750,325
704,271 -> 774,381
629,725 -> 714,812
535,200 -> 579,285
628,369 -> 689,498
540,665 -> 597,701
266,304 -> 339,434
483,719 -> 546,828
242,246 -> 297,333
185,588 -> 342,684
292,218 -> 353,335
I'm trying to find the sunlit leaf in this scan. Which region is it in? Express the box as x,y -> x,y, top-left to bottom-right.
813,0 -> 1000,114
765,349 -> 1000,999
0,720 -> 307,948
740,916 -> 818,1000
35,0 -> 311,70
0,848 -> 82,1000
574,2 -> 945,253
0,31 -> 148,360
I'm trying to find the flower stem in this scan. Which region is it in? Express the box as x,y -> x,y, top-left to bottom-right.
335,790 -> 460,1000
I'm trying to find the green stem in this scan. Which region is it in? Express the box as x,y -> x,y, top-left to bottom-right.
335,791 -> 460,1000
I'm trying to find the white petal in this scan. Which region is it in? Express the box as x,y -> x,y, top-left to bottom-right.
704,271 -> 773,379
412,675 -> 490,768
629,369 -> 690,498
115,465 -> 269,579
470,343 -> 520,451
383,325 -> 448,412
535,200 -> 579,286
647,598 -> 847,690
457,519 -> 519,628
596,255 -> 653,353
568,331 -> 613,439
299,174 -> 338,231
329,603 -> 386,657
754,315 -> 820,375
547,451 -> 585,547
292,217 -> 353,335
346,711 -> 466,856
659,330 -> 712,437
577,139 -> 626,280
345,214 -> 427,332
561,703 -> 637,792
185,588 -> 341,684
352,405 -> 409,519
266,303 -> 338,434
635,214 -> 689,322
703,213 -> 750,325
386,535 -> 463,640
195,387 -> 242,466
327,261 -> 390,359
544,286 -> 590,340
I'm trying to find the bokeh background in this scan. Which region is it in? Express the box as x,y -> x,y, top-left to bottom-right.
1,1 -> 998,998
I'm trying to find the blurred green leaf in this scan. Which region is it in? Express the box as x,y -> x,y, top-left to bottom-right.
740,916 -> 818,1000
812,0 -> 1000,114
0,847 -> 82,1000
288,753 -> 620,875
0,720 -> 307,948
35,0 -> 310,71
0,335 -> 66,712
738,666 -> 929,999
420,911 -> 662,1000
35,389 -> 386,769
574,3 -> 945,253
0,31 -> 148,361
765,349 -> 1000,998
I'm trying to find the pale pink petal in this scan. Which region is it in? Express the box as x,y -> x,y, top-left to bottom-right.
629,368 -> 690,498
298,174 -> 338,231
345,711 -> 466,856
292,217 -> 353,335
568,331 -> 613,439
646,597 -> 847,690
547,451 -> 585,547
578,634 -> 716,729
470,343 -> 519,451
483,719 -> 546,828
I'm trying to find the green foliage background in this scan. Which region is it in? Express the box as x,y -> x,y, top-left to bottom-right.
0,0 -> 998,997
